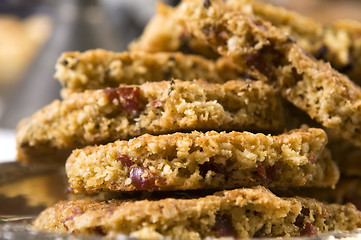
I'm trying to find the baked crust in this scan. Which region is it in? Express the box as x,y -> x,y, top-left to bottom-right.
65,128 -> 339,193
16,79 -> 283,164
175,0 -> 361,147
33,186 -> 361,239
55,50 -> 246,98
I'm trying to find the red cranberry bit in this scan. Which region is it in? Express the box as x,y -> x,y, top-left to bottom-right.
213,214 -> 237,238
104,87 -> 142,115
244,52 -> 272,79
255,163 -> 278,183
117,87 -> 141,115
300,223 -> 318,236
61,206 -> 84,231
117,153 -> 133,167
253,19 -> 267,31
104,88 -> 119,103
151,100 -> 162,108
202,25 -> 229,44
308,153 -> 317,163
129,166 -> 161,191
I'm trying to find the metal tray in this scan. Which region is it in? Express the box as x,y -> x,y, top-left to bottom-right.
0,162 -> 360,240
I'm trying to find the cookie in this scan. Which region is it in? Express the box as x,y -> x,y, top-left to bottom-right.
55,49 -> 247,98
33,186 -> 361,239
225,0 -> 361,83
131,1 -> 361,84
175,0 -> 361,148
327,136 -> 361,177
66,128 -> 338,193
16,79 -> 283,164
274,176 -> 361,211
129,2 -> 217,58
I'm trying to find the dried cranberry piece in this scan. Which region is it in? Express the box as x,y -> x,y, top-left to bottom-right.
255,163 -> 278,183
300,223 -> 318,236
104,88 -> 119,103
244,47 -> 284,82
61,206 -> 84,231
117,87 -> 141,114
253,19 -> 267,31
117,153 -> 133,167
244,52 -> 273,80
308,153 -> 317,163
202,25 -> 229,44
104,87 -> 142,115
213,214 -> 237,238
151,100 -> 162,108
129,166 -> 162,191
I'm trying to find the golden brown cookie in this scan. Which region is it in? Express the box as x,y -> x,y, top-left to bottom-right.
55,49 -> 247,97
16,79 -> 283,165
175,0 -> 361,148
33,186 -> 361,239
66,128 -> 338,193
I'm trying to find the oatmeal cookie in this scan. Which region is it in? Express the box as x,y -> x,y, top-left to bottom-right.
55,49 -> 247,97
275,176 -> 361,211
131,1 -> 361,83
33,186 -> 361,239
327,136 -> 361,177
16,79 -> 283,165
129,2 -> 217,58
175,0 -> 361,147
66,128 -> 338,193
225,0 -> 361,83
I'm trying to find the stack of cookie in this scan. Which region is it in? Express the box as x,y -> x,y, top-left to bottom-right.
15,0 -> 361,239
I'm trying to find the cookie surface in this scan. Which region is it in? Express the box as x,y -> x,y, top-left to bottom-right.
175,0 -> 361,148
131,0 -> 361,83
129,2 -> 217,58
33,186 -> 361,239
66,128 -> 339,193
16,79 -> 283,164
225,0 -> 361,83
55,49 -> 245,97
274,176 -> 361,211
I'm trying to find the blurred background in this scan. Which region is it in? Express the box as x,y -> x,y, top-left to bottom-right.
0,0 -> 360,161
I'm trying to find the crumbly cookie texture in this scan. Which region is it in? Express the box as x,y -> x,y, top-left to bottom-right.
16,79 -> 283,165
175,0 -> 361,148
55,49 -> 249,98
33,186 -> 361,239
66,128 -> 338,193
327,136 -> 361,177
225,0 -> 361,83
131,0 -> 361,83
129,2 -> 217,58
274,176 -> 361,211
